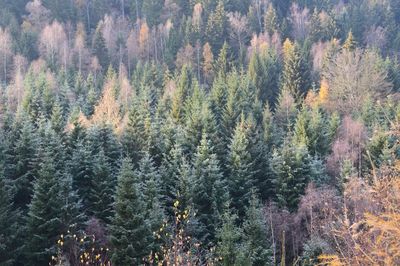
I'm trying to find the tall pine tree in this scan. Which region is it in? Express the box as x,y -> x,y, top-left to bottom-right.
110,158 -> 152,265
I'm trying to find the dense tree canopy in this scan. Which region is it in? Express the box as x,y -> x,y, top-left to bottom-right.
0,0 -> 400,265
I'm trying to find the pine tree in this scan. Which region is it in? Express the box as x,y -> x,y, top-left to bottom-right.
192,133 -> 227,242
136,152 -> 164,237
184,83 -> 218,154
264,3 -> 279,35
92,25 -> 109,68
241,193 -> 273,265
226,115 -> 255,216
281,39 -> 310,100
69,138 -> 94,211
142,0 -> 163,27
26,151 -> 64,265
4,112 -> 38,210
110,158 -> 152,265
171,65 -> 193,123
248,48 -> 280,105
215,203 -> 243,266
122,96 -> 152,164
50,101 -> 65,135
86,125 -> 121,172
0,175 -> 20,266
206,0 -> 228,54
343,30 -> 357,51
214,42 -> 230,77
90,149 -> 115,223
270,139 -> 311,211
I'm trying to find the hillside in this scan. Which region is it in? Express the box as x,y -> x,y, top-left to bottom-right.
0,0 -> 400,265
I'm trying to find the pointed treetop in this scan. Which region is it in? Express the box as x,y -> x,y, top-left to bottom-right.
343,30 -> 357,51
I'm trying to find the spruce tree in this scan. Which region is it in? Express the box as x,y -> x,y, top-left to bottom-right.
206,0 -> 228,54
226,115 -> 255,217
214,42 -> 230,77
270,139 -> 311,211
264,3 -> 279,35
248,48 -> 280,105
0,175 -> 19,266
92,25 -> 110,68
142,0 -> 163,26
281,39 -> 310,100
87,125 -> 121,172
110,158 -> 152,265
136,153 -> 164,237
343,30 -> 357,51
50,101 -> 65,135
171,65 -> 193,123
4,112 -> 38,210
90,149 -> 115,223
69,138 -> 94,211
122,96 -> 152,164
241,194 -> 273,265
184,83 -> 218,155
215,203 -> 243,266
26,151 -> 64,265
192,133 -> 227,242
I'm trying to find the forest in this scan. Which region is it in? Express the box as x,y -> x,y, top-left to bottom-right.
0,0 -> 400,265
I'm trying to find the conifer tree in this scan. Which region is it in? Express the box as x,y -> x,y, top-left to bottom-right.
90,149 -> 114,223
142,0 -> 163,26
343,30 -> 357,51
264,3 -> 279,35
248,48 -> 280,105
171,65 -> 193,123
87,125 -> 121,172
206,0 -> 228,54
215,204 -> 243,266
69,138 -> 94,211
4,112 -> 38,210
184,83 -> 218,154
122,96 -> 152,164
110,158 -> 152,265
221,71 -> 243,142
210,74 -> 228,129
281,39 -> 310,100
226,115 -> 255,216
241,194 -> 273,265
136,153 -> 164,237
50,101 -> 65,135
26,150 -> 66,265
270,139 -> 311,211
92,25 -> 109,68
0,175 -> 19,266
192,133 -> 227,242
274,89 -> 297,132
214,42 -> 230,77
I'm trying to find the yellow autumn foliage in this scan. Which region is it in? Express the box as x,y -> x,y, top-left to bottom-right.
319,78 -> 329,105
322,164 -> 400,265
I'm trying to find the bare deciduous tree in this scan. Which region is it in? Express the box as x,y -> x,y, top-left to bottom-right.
0,27 -> 13,85
290,3 -> 310,41
39,20 -> 68,69
323,49 -> 392,114
364,26 -> 387,51
6,55 -> 27,111
228,12 -> 250,58
73,23 -> 90,73
175,44 -> 195,69
25,0 -> 51,32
